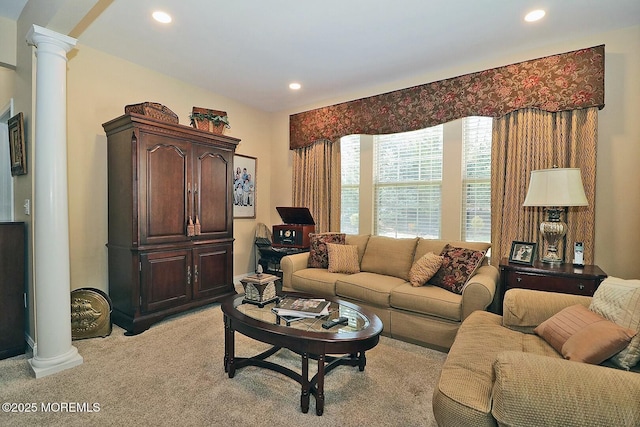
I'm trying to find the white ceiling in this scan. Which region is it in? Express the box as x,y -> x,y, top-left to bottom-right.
2,1 -> 639,112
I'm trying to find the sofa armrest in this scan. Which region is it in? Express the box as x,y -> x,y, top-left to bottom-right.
281,252 -> 310,291
460,264 -> 499,320
502,288 -> 592,333
492,351 -> 640,427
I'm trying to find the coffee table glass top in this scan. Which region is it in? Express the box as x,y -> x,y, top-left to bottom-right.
235,296 -> 370,334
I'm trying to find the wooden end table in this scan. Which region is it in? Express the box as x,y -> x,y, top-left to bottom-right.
221,292 -> 383,416
497,257 -> 607,312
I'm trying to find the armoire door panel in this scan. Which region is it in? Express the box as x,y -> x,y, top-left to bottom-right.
192,244 -> 233,299
140,250 -> 191,313
195,145 -> 232,238
140,134 -> 190,244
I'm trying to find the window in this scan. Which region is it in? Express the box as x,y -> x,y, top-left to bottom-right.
340,117 -> 492,242
340,135 -> 360,234
462,117 -> 492,242
373,127 -> 443,238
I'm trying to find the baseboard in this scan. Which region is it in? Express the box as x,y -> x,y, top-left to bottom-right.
25,332 -> 36,358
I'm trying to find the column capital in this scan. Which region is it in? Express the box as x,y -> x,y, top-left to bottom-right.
26,24 -> 77,53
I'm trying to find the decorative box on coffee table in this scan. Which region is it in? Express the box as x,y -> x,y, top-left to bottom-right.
241,273 -> 278,307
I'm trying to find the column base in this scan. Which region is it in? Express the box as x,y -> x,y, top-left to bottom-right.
28,346 -> 83,378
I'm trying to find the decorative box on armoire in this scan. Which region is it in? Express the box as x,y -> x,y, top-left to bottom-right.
0,222 -> 26,359
103,113 -> 239,334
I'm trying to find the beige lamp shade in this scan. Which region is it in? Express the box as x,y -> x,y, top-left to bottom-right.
523,168 -> 588,207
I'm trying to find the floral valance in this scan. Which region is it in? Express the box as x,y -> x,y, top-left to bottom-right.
289,45 -> 604,149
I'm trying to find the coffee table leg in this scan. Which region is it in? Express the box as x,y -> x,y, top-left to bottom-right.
301,353 -> 309,413
224,316 -> 236,378
316,354 -> 325,416
358,351 -> 367,371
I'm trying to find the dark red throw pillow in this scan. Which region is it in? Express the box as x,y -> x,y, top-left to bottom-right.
428,244 -> 485,294
307,233 -> 346,268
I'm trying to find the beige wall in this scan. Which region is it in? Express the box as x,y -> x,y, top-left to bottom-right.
65,44 -> 274,292
270,25 -> 640,280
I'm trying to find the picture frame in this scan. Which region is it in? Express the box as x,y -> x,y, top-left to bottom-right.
509,241 -> 537,265
8,112 -> 26,176
233,154 -> 256,218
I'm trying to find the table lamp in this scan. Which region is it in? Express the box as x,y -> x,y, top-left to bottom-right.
522,167 -> 588,264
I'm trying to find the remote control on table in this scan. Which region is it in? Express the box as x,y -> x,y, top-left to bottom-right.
322,316 -> 349,329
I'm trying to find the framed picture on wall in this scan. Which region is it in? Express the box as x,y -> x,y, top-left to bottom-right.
8,112 -> 26,176
233,154 -> 256,218
509,241 -> 537,265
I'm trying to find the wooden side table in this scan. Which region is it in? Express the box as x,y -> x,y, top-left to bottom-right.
497,257 -> 607,313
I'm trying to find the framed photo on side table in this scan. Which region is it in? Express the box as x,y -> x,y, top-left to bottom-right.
8,112 -> 26,176
509,241 -> 537,265
233,154 -> 256,218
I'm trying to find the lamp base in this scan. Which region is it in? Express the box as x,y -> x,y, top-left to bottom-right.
540,208 -> 567,264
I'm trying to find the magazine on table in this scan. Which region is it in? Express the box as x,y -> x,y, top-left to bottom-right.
272,297 -> 330,318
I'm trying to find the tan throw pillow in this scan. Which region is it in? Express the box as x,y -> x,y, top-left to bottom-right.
327,243 -> 360,274
534,304 -> 604,353
409,252 -> 443,287
589,277 -> 640,369
562,320 -> 636,364
307,233 -> 346,268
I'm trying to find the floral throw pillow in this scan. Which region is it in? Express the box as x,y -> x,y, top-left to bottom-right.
307,233 -> 346,268
428,244 -> 485,294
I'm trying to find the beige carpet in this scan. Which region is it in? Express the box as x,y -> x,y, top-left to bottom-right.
0,303 -> 446,426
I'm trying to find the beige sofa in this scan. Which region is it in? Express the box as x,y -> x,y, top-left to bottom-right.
281,234 -> 499,351
433,288 -> 640,426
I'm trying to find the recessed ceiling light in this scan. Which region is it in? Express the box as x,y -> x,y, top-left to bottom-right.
152,11 -> 172,24
525,9 -> 545,22
289,83 -> 302,90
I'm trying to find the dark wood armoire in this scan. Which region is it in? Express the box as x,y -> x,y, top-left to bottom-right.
0,222 -> 26,359
103,113 -> 239,334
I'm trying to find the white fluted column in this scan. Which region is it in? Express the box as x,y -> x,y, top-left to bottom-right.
26,25 -> 83,378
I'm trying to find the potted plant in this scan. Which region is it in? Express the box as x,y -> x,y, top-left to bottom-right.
189,107 -> 231,134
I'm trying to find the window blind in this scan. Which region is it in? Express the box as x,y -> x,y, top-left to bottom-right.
373,126 -> 443,238
462,117 -> 492,242
340,135 -> 360,234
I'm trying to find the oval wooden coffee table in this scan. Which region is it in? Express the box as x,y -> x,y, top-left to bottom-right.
221,292 -> 383,415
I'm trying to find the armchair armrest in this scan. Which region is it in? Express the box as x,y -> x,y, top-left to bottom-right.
492,351 -> 640,427
461,264 -> 499,320
502,289 -> 592,333
281,252 -> 310,291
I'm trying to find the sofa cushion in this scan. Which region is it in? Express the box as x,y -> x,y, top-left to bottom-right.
345,234 -> 370,264
562,320 -> 636,364
327,243 -> 360,274
433,311 -> 526,425
589,277 -> 640,369
307,233 -> 345,268
409,252 -> 443,287
390,283 -> 462,322
428,244 -> 485,294
290,269 -> 347,297
360,236 -> 418,281
336,272 -> 407,307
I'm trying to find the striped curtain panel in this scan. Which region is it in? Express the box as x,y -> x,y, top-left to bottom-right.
491,107 -> 598,265
292,139 -> 342,233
